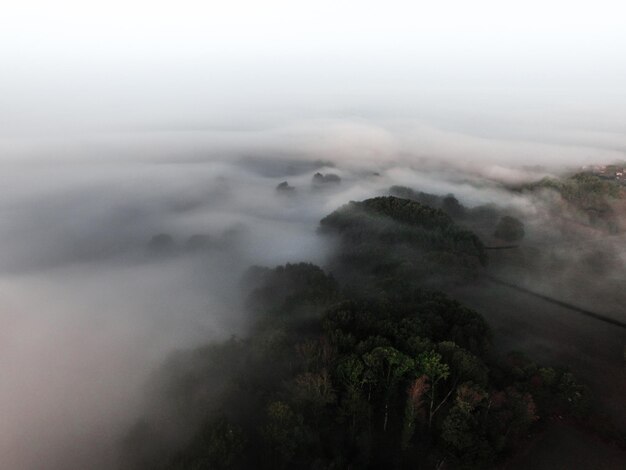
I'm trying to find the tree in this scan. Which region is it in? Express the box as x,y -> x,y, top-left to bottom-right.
417,350 -> 452,428
441,405 -> 474,451
442,194 -> 466,218
335,356 -> 372,447
289,369 -> 336,411
312,172 -> 341,188
437,341 -> 489,386
261,401 -> 310,467
401,375 -> 430,449
362,346 -> 414,431
493,216 -> 525,242
276,181 -> 295,193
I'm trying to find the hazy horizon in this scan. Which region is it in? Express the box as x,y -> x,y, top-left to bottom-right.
3,1 -> 626,151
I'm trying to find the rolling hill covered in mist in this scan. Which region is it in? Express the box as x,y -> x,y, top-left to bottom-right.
1,136 -> 625,470
119,167 -> 626,470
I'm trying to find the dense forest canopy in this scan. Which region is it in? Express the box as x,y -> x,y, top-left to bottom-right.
319,197 -> 487,288
121,196 -> 594,470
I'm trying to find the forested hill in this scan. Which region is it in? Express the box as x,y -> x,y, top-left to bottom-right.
320,196 -> 487,286
321,196 -> 456,233
120,197 -> 591,470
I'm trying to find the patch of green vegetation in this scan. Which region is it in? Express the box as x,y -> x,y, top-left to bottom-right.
320,197 -> 487,284
519,172 -> 621,230
522,172 -> 620,206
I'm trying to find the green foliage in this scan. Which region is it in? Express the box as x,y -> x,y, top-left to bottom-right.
441,405 -> 475,450
261,401 -> 311,467
417,350 -> 450,383
320,197 -> 487,281
246,262 -> 339,311
122,195 -> 593,469
321,196 -> 454,233
555,371 -> 590,417
566,172 -> 620,200
288,369 -> 336,410
521,172 -> 621,229
493,352 -> 590,418
437,341 -> 489,387
523,172 -> 621,205
244,262 -> 340,329
168,418 -> 246,470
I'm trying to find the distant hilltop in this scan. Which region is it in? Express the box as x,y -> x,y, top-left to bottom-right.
581,163 -> 626,184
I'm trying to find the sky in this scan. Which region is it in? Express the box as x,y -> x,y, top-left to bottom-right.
2,1 -> 626,141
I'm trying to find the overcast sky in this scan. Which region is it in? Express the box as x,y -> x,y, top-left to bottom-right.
2,1 -> 626,148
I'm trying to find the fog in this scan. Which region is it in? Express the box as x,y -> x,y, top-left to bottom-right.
2,1 -> 626,468
0,150 -> 336,469
1,125 -> 625,468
